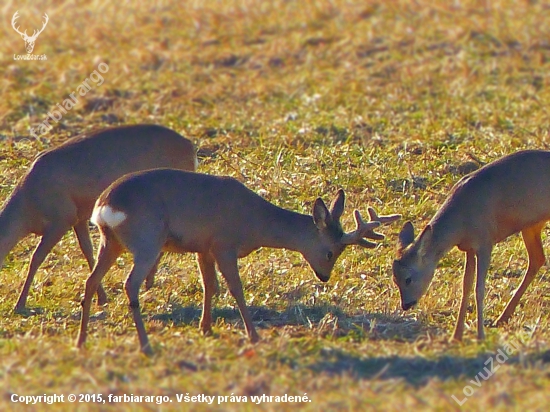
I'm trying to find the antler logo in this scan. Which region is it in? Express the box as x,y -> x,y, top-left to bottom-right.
11,11 -> 49,54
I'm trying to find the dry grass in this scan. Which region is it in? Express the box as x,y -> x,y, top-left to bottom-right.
1,0 -> 550,410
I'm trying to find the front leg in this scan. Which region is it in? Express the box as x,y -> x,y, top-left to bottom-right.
475,246 -> 493,340
213,249 -> 260,343
451,250 -> 476,342
15,223 -> 70,313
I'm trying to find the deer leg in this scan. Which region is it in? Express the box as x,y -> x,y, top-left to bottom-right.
197,252 -> 219,336
495,223 -> 545,326
475,245 -> 493,340
213,250 -> 259,343
124,251 -> 160,356
14,223 -> 70,313
451,250 -> 476,342
74,220 -> 94,268
144,252 -> 162,291
76,229 -> 122,349
73,220 -> 108,305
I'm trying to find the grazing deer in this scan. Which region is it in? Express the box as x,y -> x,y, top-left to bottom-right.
76,169 -> 400,354
393,150 -> 550,341
11,11 -> 49,54
4,124 -> 197,313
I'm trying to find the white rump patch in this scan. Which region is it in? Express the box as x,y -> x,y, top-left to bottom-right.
91,205 -> 127,228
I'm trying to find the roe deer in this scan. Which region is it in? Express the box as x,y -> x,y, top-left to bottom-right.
392,150 -> 550,341
3,124 -> 197,313
76,169 -> 400,354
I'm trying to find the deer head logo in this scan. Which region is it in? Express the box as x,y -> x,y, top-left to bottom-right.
11,11 -> 49,54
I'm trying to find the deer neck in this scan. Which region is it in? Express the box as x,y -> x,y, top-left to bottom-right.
428,208 -> 466,261
0,190 -> 29,265
255,202 -> 316,253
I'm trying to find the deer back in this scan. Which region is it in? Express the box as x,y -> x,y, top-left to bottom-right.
22,125 -> 196,219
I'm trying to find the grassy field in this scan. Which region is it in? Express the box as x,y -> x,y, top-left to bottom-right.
1,0 -> 550,410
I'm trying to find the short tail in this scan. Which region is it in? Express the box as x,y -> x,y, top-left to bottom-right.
91,204 -> 127,228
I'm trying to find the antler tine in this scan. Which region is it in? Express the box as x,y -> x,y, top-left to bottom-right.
12,10 -> 19,26
367,207 -> 402,225
11,11 -> 27,37
355,209 -> 385,241
41,13 -> 49,30
29,13 -> 49,39
341,209 -> 381,246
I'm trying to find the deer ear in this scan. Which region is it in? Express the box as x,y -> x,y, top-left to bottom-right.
397,221 -> 415,250
313,198 -> 331,229
417,224 -> 433,254
329,189 -> 345,222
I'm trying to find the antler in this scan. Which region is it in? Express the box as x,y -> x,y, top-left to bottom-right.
11,11 -> 48,41
11,11 -> 27,37
28,13 -> 49,41
340,210 -> 381,248
341,207 -> 402,249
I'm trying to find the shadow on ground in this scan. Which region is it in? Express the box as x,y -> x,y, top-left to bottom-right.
151,302 -> 437,342
307,348 -> 527,387
150,303 -> 550,387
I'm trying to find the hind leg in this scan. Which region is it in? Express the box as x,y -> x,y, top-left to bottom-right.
495,223 -> 545,326
125,251 -> 161,355
76,228 -> 123,348
74,220 -> 108,305
144,253 -> 162,290
121,224 -> 167,355
197,252 -> 219,335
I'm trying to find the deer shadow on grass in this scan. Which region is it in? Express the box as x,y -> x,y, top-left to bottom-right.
307,341 -> 550,387
306,346 -> 529,387
304,322 -> 550,387
150,303 -> 350,331
148,303 -> 550,387
150,302 -> 434,343
150,304 -> 284,327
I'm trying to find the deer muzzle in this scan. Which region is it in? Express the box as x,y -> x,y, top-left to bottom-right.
314,271 -> 330,283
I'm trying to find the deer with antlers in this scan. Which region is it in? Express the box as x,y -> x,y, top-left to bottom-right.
12,11 -> 49,54
76,169 -> 400,354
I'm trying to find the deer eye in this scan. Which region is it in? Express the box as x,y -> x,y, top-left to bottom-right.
326,251 -> 334,261
405,278 -> 412,286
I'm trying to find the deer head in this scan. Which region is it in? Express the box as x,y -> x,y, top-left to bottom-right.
307,190 -> 401,282
12,11 -> 49,54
